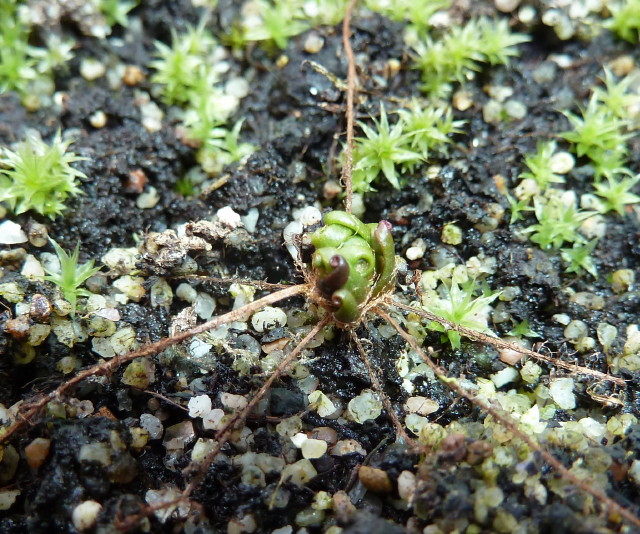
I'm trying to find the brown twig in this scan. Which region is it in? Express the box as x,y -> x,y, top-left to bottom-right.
340,0 -> 358,214
390,299 -> 626,387
181,315 -> 331,499
377,308 -> 640,530
0,284 -> 308,446
349,330 -> 421,450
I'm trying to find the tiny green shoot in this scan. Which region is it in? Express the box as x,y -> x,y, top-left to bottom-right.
43,240 -> 101,316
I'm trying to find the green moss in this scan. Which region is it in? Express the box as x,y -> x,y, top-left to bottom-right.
412,17 -> 529,97
0,132 -> 86,219
43,240 -> 102,317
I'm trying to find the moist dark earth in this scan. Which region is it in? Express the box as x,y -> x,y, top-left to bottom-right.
1,1 -> 640,533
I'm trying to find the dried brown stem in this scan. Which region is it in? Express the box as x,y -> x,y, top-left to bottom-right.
349,330 -> 421,449
340,0 -> 358,214
390,299 -> 626,387
181,315 -> 330,499
0,284 -> 308,446
377,308 -> 640,530
169,274 -> 292,291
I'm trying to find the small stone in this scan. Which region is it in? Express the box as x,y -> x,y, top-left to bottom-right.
569,292 -> 604,310
238,208 -> 259,233
300,438 -> 328,459
194,292 -> 216,319
87,316 -> 117,337
27,222 -> 48,247
441,223 -> 463,245
564,320 -> 588,342
110,326 -> 138,355
140,413 -> 163,439
549,151 -> 575,174
575,336 -> 596,352
136,186 -> 160,209
101,248 -> 138,274
57,355 -> 77,374
515,178 -> 540,199
89,110 -> 107,128
113,276 -> 146,303
404,396 -> 439,416
397,470 -> 416,502
518,5 -> 536,24
611,269 -> 634,294
553,313 -> 571,325
549,377 -> 576,410
139,99 -> 164,132
358,465 -> 393,494
188,395 -> 212,418
228,514 -> 257,534
308,390 -> 337,418
483,99 -> 504,124
189,338 -> 212,359
251,307 -> 287,332
29,294 -> 51,322
217,206 -> 243,228
176,283 -> 197,303
453,90 -> 473,111
597,323 -> 617,352
20,255 -> 44,280
5,316 -> 30,341
504,99 -> 527,119
122,65 -> 145,86
150,278 -> 173,308
532,62 -> 557,84
72,500 -> 103,531
121,358 -> 155,388
0,489 -> 20,511
25,438 -> 51,469
304,32 -> 324,53
163,421 -> 195,451
491,366 -> 520,388
91,337 -> 115,358
298,206 -> 322,227
330,439 -> 366,457
28,323 -> 51,346
221,393 -> 248,411
295,508 -> 325,527
347,389 -> 382,424
0,220 -> 27,244
202,408 -> 225,430
495,0 -> 521,12
609,55 -> 635,77
281,459 -> 317,486
80,58 -> 106,80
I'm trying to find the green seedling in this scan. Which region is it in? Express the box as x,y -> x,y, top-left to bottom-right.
413,17 -> 529,97
43,240 -> 102,316
352,104 -> 423,192
593,174 -> 640,216
606,0 -> 640,43
524,196 -> 594,249
425,279 -> 500,349
520,140 -> 565,190
0,132 -> 86,219
561,239 -> 599,278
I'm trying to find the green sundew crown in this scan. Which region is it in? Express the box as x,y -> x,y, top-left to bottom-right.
0,132 -> 86,219
310,211 -> 396,323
